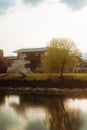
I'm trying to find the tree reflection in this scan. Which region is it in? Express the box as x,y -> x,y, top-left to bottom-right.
0,95 -> 83,130
44,97 -> 83,130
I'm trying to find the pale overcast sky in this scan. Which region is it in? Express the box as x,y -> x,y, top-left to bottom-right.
0,0 -> 87,56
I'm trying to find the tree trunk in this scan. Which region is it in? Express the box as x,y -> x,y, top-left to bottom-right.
60,64 -> 64,80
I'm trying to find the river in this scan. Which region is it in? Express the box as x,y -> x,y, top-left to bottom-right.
0,94 -> 87,130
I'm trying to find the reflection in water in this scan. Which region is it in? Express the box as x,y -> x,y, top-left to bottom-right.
0,105 -> 20,130
25,120 -> 49,130
26,107 -> 46,120
5,95 -> 19,105
67,99 -> 87,112
66,99 -> 87,130
45,97 -> 83,130
0,95 -> 86,130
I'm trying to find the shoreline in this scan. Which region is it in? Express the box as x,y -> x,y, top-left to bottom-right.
0,79 -> 87,96
0,86 -> 87,97
0,78 -> 87,88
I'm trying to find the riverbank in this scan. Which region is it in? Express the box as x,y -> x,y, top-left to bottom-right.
0,73 -> 87,95
0,78 -> 87,87
0,77 -> 87,88
0,78 -> 87,95
0,84 -> 87,97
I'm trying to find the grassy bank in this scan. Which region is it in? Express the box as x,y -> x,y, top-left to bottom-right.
0,73 -> 87,95
1,73 -> 87,81
0,73 -> 87,88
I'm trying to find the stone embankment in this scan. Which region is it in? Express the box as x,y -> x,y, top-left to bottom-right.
0,79 -> 87,96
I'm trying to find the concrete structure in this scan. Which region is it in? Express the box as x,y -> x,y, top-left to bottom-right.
14,48 -> 46,72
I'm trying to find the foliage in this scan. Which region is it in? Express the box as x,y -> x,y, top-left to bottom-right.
42,38 -> 81,77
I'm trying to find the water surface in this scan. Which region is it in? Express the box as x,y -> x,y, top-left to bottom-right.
0,95 -> 87,130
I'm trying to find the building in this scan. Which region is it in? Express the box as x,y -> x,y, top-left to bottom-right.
73,60 -> 87,73
4,56 -> 17,67
14,48 -> 46,72
0,49 -> 17,68
0,49 -> 4,59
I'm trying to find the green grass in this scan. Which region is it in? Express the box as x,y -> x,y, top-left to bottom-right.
64,73 -> 87,80
0,73 -> 87,81
0,73 -> 60,80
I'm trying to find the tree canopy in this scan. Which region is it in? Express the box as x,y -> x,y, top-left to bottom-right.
42,38 -> 81,77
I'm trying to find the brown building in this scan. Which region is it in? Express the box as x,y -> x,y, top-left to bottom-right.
0,49 -> 4,59
4,56 -> 17,67
14,48 -> 46,72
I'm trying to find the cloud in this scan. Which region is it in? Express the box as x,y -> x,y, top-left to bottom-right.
0,0 -> 15,14
23,0 -> 44,6
59,0 -> 87,10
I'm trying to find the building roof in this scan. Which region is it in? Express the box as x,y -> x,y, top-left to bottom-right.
14,47 -> 46,53
4,56 -> 17,60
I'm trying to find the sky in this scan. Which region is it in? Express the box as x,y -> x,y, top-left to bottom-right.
0,0 -> 87,56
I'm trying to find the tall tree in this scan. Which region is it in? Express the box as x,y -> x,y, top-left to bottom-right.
42,38 -> 80,77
